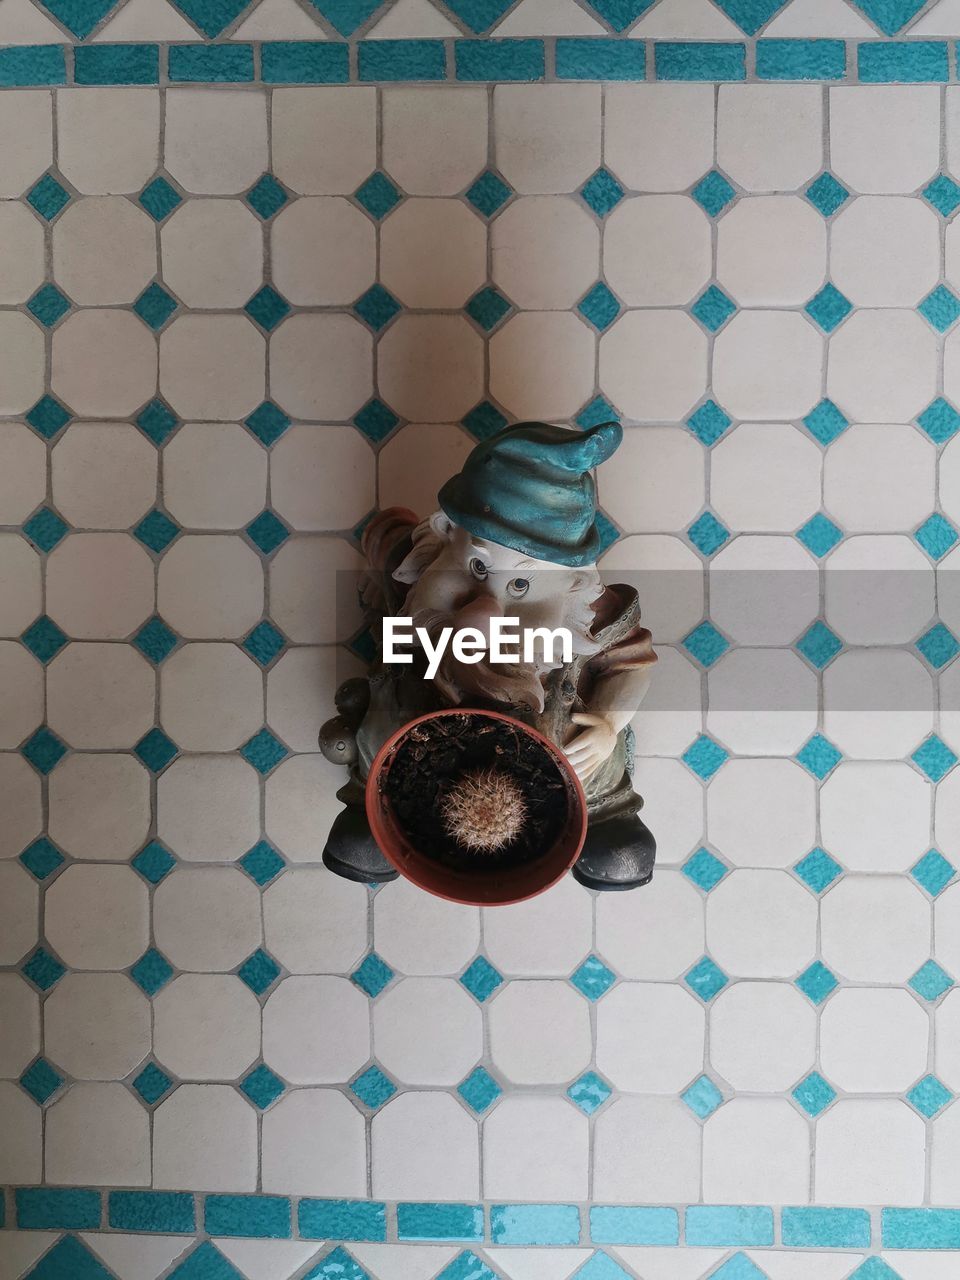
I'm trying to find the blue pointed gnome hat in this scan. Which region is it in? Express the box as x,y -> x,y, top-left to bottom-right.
438,420 -> 622,567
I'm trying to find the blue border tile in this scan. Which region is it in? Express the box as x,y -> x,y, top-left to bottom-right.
261,40 -> 349,83
397,1203 -> 484,1241
590,1206 -> 679,1246
456,38 -> 545,81
556,37 -> 647,79
490,1204 -> 581,1246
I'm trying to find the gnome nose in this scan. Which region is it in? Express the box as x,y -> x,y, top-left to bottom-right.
455,592 -> 504,640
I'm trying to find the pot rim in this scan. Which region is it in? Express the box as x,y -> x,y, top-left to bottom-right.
365,706 -> 588,906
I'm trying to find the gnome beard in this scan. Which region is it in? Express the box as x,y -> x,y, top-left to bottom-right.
395,516 -> 603,713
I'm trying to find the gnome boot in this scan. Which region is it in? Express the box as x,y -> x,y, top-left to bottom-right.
322,804 -> 399,885
572,811 -> 656,892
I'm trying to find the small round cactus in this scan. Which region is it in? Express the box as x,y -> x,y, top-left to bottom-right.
441,767 -> 528,853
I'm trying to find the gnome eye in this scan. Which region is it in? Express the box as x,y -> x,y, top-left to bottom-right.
469,557 -> 488,580
507,577 -> 530,598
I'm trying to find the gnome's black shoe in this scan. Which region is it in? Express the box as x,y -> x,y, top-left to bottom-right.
572,812 -> 656,891
323,806 -> 399,885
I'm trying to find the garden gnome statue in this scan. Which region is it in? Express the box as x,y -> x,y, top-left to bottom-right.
319,421 -> 658,892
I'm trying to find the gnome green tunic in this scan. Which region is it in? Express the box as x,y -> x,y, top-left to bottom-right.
320,421 -> 658,892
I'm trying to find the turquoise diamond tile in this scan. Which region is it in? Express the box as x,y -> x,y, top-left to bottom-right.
466,170 -> 513,218
682,734 -> 729,780
238,948 -> 282,995
27,284 -> 70,327
301,1248 -> 371,1280
241,1063 -> 286,1109
241,728 -> 289,773
140,175 -> 182,221
578,281 -> 621,331
796,960 -> 838,1005
348,627 -> 377,664
26,395 -> 71,440
912,734 -> 958,782
567,1070 -> 611,1115
925,174 -> 960,216
907,1074 -> 953,1117
441,0 -> 514,31
577,394 -> 619,429
246,174 -> 288,220
580,168 -> 624,217
135,728 -> 178,773
169,0 -> 251,36
355,398 -> 400,443
796,621 -> 842,669
691,170 -> 736,218
132,1061 -> 173,1105
915,514 -> 959,561
245,401 -> 291,447
459,956 -> 502,1002
707,0 -> 788,32
806,172 -> 850,217
583,0 -> 655,30
463,400 -> 509,441
687,400 -> 732,446
792,1070 -> 836,1117
794,847 -> 842,894
21,947 -> 66,991
466,285 -> 512,332
459,1065 -> 503,1113
803,398 -> 848,446
20,838 -> 65,881
354,283 -> 401,331
240,840 -> 285,886
910,960 -> 954,1001
131,948 -> 174,996
912,848 -> 957,895
134,510 -> 179,553
354,171 -> 401,220
805,282 -> 852,332
245,285 -> 290,332
23,507 -> 69,553
917,623 -> 960,669
796,733 -> 842,779
849,1260 -> 903,1280
684,956 -> 728,1001
168,1241 -> 246,1280
352,952 -> 395,997
351,1064 -> 397,1109
244,621 -> 286,666
683,848 -> 729,891
133,616 -> 178,665
22,727 -> 67,775
436,1250 -> 497,1280
920,284 -> 960,332
796,513 -> 842,558
683,621 -> 729,668
918,397 -> 960,444
131,841 -> 176,885
687,512 -> 730,556
571,955 -> 616,1000
37,0 -> 122,36
352,510 -> 377,545
847,0 -> 926,35
23,1236 -> 116,1280
692,285 -> 736,332
682,1074 -> 723,1119
137,399 -> 179,446
20,1057 -> 63,1105
21,615 -> 68,663
595,511 -> 620,556
134,282 -> 178,330
246,510 -> 290,555
27,173 -> 70,220
571,1253 -> 632,1280
306,0 -> 386,35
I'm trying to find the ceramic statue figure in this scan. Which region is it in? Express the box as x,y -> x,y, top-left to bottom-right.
319,420 -> 658,893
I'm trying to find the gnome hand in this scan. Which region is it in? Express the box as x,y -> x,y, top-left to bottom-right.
564,712 -> 618,783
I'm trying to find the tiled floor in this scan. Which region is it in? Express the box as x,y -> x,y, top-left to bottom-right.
5,6 -> 960,1275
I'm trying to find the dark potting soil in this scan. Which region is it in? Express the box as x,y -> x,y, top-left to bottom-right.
382,714 -> 568,872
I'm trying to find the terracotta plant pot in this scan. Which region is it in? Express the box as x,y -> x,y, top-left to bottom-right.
365,707 -> 587,906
